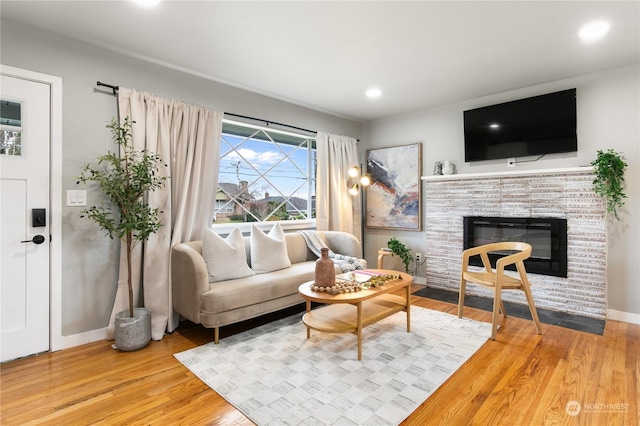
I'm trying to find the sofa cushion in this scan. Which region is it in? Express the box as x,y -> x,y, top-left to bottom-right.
202,228 -> 255,283
250,223 -> 292,273
200,261 -> 325,314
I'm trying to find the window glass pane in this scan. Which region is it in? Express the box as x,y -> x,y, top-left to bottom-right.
214,120 -> 316,224
0,100 -> 22,156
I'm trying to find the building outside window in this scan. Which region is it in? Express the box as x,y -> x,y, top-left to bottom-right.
0,100 -> 22,156
213,120 -> 316,226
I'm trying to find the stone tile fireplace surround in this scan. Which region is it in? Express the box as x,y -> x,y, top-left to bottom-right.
423,167 -> 607,320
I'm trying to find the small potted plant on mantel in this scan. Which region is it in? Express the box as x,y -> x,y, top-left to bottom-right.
78,117 -> 167,351
591,149 -> 627,221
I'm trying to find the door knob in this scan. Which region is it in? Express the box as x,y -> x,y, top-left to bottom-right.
21,235 -> 46,244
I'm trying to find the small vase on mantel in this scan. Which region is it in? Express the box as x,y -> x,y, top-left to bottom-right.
442,160 -> 455,175
315,248 -> 335,288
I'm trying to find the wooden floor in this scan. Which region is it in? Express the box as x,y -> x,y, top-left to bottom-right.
1,285 -> 638,425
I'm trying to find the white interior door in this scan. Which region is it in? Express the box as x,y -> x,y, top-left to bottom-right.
1,74 -> 51,362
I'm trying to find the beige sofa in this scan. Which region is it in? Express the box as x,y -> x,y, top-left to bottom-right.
171,230 -> 364,343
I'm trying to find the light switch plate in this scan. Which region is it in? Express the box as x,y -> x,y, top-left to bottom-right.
67,190 -> 87,207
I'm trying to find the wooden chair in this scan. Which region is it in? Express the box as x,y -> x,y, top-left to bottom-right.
377,249 -> 392,269
458,242 -> 543,340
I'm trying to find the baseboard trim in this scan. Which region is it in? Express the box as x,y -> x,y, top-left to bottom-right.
54,306 -> 639,351
607,309 -> 640,325
60,327 -> 108,350
413,276 -> 426,285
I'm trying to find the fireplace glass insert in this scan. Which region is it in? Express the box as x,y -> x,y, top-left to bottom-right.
463,216 -> 567,277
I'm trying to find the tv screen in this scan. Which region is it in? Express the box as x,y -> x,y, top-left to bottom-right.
464,89 -> 577,162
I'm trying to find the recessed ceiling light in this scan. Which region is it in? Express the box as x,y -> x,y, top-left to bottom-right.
579,20 -> 610,42
132,0 -> 160,7
366,88 -> 382,98
489,123 -> 500,129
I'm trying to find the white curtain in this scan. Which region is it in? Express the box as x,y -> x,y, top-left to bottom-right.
106,87 -> 222,340
316,132 -> 361,241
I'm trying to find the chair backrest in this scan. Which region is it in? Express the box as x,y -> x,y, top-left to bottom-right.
463,241 -> 533,271
483,241 -> 532,258
485,242 -> 532,275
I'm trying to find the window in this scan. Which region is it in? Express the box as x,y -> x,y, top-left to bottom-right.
214,199 -> 234,214
214,119 -> 316,225
0,100 -> 22,156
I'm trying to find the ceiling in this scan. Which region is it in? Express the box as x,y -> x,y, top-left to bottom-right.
2,1 -> 639,121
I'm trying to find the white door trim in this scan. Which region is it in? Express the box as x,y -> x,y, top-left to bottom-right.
1,65 -> 62,352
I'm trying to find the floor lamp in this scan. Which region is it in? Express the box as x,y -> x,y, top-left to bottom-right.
348,165 -> 371,257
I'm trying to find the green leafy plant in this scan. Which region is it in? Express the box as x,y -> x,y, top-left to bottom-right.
591,149 -> 627,221
78,117 -> 168,317
387,237 -> 413,273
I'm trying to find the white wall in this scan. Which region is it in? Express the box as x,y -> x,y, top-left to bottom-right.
1,19 -> 363,338
363,64 -> 640,319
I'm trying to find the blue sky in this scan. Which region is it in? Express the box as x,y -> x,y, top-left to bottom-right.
219,132 -> 315,202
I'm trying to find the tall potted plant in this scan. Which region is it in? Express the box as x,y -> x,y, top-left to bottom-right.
78,117 -> 167,351
591,149 -> 627,221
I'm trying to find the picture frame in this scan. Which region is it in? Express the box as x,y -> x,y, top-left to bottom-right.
365,142 -> 422,230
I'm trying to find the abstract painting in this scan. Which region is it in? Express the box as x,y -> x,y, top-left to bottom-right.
366,142 -> 422,230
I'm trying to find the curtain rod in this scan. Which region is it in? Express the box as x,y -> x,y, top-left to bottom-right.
96,81 -> 119,95
224,112 -> 316,135
93,85 -> 313,134
225,113 -> 359,142
95,83 -> 353,140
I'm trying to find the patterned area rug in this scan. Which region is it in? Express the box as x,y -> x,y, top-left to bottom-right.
174,306 -> 491,425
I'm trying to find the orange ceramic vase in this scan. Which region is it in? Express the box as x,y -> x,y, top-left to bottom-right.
315,247 -> 335,288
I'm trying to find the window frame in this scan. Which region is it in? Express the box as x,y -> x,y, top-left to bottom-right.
211,118 -> 317,234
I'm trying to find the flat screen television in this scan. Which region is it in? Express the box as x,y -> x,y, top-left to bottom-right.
464,88 -> 577,162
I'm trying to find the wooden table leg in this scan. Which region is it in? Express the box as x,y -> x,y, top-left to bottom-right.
357,302 -> 363,361
306,300 -> 311,338
405,284 -> 411,332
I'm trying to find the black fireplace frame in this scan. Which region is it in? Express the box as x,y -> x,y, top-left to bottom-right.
463,216 -> 568,278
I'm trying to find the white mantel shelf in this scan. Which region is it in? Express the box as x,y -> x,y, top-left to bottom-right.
421,166 -> 593,181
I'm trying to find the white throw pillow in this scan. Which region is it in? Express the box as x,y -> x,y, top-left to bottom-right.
202,228 -> 255,283
250,223 -> 292,273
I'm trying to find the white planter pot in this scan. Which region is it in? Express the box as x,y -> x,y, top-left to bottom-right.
114,307 -> 151,352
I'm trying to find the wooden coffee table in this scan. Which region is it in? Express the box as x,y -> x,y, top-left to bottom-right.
298,269 -> 412,360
